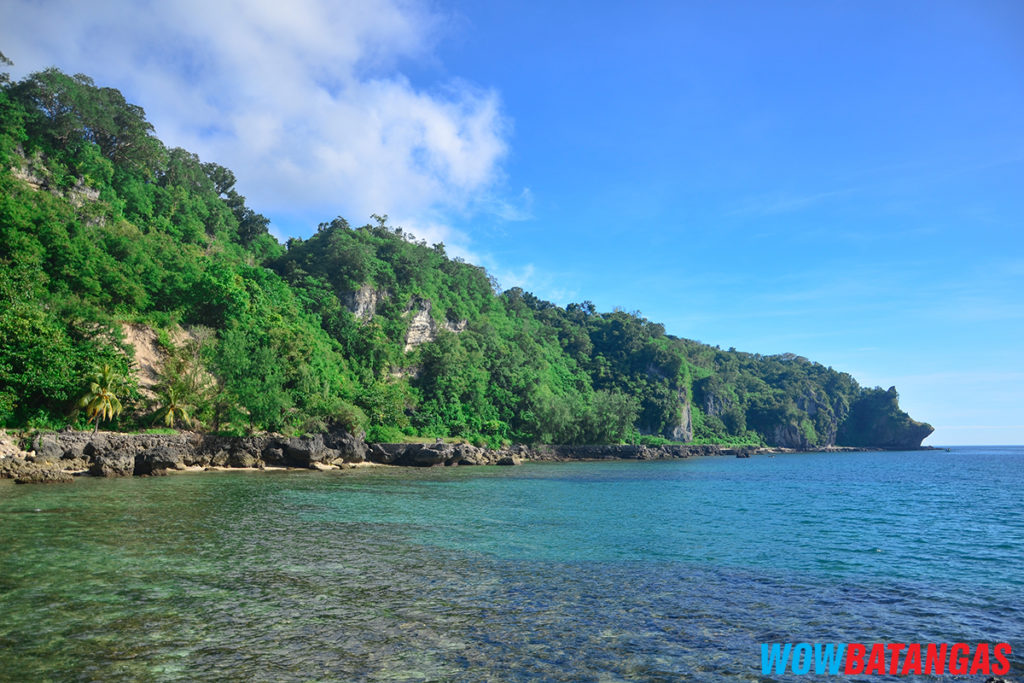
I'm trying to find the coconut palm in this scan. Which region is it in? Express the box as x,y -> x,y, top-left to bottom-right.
77,364 -> 124,433
153,385 -> 193,429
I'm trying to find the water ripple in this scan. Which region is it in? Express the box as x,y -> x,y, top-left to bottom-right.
0,448 -> 1022,681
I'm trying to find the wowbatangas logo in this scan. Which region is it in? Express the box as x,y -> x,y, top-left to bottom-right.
761,642 -> 1012,676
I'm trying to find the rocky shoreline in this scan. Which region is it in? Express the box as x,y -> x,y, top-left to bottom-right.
0,429 -> 884,484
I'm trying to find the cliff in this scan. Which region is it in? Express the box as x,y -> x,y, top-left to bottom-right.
836,387 -> 935,449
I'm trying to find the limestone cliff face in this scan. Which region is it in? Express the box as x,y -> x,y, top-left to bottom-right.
121,323 -> 165,398
701,390 -> 731,420
835,385 -> 933,448
403,298 -> 468,352
837,387 -> 933,449
751,385 -> 930,450
13,150 -> 101,208
669,392 -> 693,442
404,299 -> 436,351
770,423 -> 812,450
341,284 -> 388,320
796,389 -> 840,446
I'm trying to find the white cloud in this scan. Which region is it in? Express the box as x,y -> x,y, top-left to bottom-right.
0,0 -> 509,236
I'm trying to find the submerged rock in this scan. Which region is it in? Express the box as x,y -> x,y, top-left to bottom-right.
5,452 -> 76,484
14,467 -> 74,484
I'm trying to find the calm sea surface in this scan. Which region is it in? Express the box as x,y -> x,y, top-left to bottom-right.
1,447 -> 1022,681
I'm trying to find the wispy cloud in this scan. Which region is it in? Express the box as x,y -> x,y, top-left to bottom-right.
472,187 -> 534,222
730,187 -> 859,216
0,0 -> 512,236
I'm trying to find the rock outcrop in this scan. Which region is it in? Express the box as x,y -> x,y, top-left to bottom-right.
364,442 -> 726,466
2,427 -> 369,480
367,442 -> 498,466
13,156 -> 100,207
403,298 -> 468,352
836,386 -> 934,449
770,423 -> 811,450
404,299 -> 437,352
2,426 -> 904,484
668,392 -> 694,442
341,285 -> 388,320
13,467 -> 74,484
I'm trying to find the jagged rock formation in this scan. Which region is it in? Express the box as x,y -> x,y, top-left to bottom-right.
2,431 -> 798,482
20,428 -> 367,477
404,298 -> 436,351
668,392 -> 694,442
341,285 -> 388,320
403,298 -> 468,352
771,424 -> 811,450
12,155 -> 101,207
837,386 -> 935,449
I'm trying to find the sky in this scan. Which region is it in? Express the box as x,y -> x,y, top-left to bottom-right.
1,0 -> 1022,445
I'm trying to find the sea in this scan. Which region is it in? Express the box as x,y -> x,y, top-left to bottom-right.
1,447 -> 1021,681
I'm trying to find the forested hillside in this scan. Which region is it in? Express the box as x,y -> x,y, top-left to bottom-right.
0,64 -> 933,448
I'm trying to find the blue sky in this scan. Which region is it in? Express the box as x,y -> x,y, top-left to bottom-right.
2,1 -> 1022,444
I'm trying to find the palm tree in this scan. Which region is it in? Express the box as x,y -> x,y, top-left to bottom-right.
77,364 -> 124,433
153,385 -> 192,429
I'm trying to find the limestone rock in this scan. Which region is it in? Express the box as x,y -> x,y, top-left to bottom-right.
404,299 -> 437,352
367,443 -> 403,465
228,449 -> 259,468
282,434 -> 326,467
341,284 -> 388,320
14,467 -> 74,484
134,446 -> 185,475
326,429 -> 367,463
402,298 -> 468,352
669,392 -> 693,442
31,434 -> 65,462
90,452 -> 136,477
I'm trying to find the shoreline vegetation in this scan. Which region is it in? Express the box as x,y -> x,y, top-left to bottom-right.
1,428 -> 929,485
1,65 -> 933,455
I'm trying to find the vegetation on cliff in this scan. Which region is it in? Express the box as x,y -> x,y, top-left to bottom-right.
0,65 -> 933,447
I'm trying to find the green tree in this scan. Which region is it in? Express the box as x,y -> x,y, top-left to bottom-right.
152,384 -> 192,429
77,363 -> 125,433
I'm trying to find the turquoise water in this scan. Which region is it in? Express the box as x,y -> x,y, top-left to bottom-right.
1,447 -> 1022,681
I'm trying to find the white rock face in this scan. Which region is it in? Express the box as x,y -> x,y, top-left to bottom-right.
403,299 -> 468,352
341,285 -> 387,320
12,165 -> 44,191
13,160 -> 100,206
404,300 -> 437,352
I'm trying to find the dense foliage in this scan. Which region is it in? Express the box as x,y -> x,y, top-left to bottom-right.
0,65 -> 932,446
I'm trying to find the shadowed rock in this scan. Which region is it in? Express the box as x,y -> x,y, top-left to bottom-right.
90,452 -> 135,477
134,446 -> 185,475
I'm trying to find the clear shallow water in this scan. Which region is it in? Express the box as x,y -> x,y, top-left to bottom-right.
1,447 -> 1021,681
